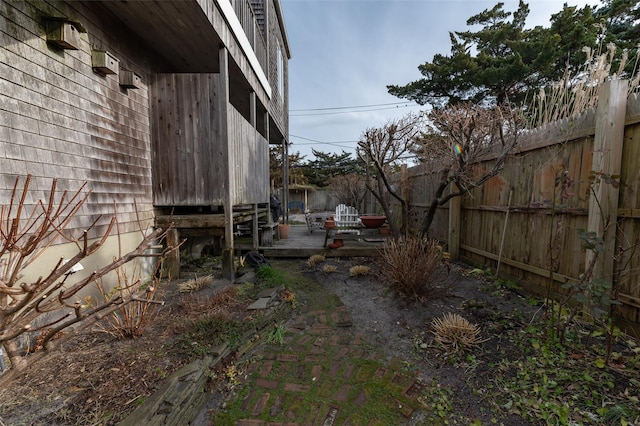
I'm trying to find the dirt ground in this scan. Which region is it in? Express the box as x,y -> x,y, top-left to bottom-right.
0,256 -> 638,425
298,257 -> 540,425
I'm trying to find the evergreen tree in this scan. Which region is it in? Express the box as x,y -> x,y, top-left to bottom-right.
302,149 -> 364,188
387,1 -> 640,108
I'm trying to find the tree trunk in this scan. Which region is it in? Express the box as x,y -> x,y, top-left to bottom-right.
420,174 -> 450,236
421,198 -> 440,237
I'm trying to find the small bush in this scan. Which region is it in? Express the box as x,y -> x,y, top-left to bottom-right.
431,313 -> 482,353
95,268 -> 165,339
349,265 -> 370,277
322,264 -> 337,274
177,275 -> 213,293
380,236 -> 444,301
307,254 -> 326,267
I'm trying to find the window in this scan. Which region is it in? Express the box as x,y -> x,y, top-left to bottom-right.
276,40 -> 284,98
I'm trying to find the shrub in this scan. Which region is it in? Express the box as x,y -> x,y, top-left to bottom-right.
431,313 -> 482,353
380,236 -> 445,301
349,265 -> 370,277
95,267 -> 165,339
307,254 -> 326,267
322,265 -> 337,274
177,275 -> 213,293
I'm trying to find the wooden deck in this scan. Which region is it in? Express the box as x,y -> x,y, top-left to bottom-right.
242,224 -> 387,258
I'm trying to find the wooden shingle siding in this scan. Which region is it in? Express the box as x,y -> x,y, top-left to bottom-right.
1,0 -> 155,239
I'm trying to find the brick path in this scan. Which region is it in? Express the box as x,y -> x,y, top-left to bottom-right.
221,289 -> 427,425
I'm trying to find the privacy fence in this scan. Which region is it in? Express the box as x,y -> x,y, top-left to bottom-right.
391,81 -> 640,336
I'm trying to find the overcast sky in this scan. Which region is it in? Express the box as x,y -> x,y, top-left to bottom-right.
280,0 -> 603,161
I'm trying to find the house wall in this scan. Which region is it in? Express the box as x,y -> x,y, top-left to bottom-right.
150,73 -> 269,207
267,0 -> 288,141
1,0 -> 165,290
1,0 -> 162,234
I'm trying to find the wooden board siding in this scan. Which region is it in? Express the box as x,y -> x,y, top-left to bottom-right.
267,0 -> 287,139
150,73 -> 219,206
229,106 -> 269,204
150,73 -> 268,207
0,0 -> 155,238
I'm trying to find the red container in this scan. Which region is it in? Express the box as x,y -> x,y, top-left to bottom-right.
359,215 -> 386,228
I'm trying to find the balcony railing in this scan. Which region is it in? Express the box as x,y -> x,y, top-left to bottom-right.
231,0 -> 268,73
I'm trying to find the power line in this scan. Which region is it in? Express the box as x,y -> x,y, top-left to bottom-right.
290,134 -> 358,150
290,103 -> 419,117
290,101 -> 413,112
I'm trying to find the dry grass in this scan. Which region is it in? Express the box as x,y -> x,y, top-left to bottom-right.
380,236 -> 445,301
349,265 -> 370,277
177,275 -> 213,293
528,35 -> 640,128
177,286 -> 240,323
307,254 -> 326,267
322,264 -> 338,274
94,267 -> 165,339
431,312 -> 482,353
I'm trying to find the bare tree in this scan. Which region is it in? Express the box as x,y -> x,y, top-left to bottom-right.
0,175 -> 177,371
417,102 -> 525,235
357,113 -> 423,235
327,173 -> 367,212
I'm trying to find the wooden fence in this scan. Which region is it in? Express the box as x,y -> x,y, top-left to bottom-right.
392,81 -> 640,336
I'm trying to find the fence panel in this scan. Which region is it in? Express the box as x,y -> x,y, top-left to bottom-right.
392,90 -> 640,335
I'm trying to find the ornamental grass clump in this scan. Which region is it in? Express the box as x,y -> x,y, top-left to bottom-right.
307,254 -> 326,267
349,265 -> 370,277
177,275 -> 213,293
322,264 -> 337,274
431,313 -> 482,353
381,236 -> 444,301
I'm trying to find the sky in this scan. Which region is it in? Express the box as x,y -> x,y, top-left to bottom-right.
280,0 -> 604,161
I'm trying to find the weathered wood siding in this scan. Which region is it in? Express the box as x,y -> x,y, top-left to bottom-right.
229,106 -> 269,204
150,73 -> 268,207
150,73 -> 219,206
0,0 -> 156,238
267,0 -> 288,140
393,93 -> 640,334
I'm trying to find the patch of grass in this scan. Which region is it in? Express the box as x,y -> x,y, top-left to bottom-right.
267,322 -> 286,345
431,312 -> 483,353
177,275 -> 213,293
322,264 -> 337,273
178,315 -> 244,358
486,328 -> 640,425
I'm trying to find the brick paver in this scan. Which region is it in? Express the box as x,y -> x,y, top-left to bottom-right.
214,286 -> 426,425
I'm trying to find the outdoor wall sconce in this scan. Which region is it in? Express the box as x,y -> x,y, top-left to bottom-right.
92,50 -> 119,75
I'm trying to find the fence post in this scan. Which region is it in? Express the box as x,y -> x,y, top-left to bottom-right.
448,190 -> 461,260
587,79 -> 627,284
